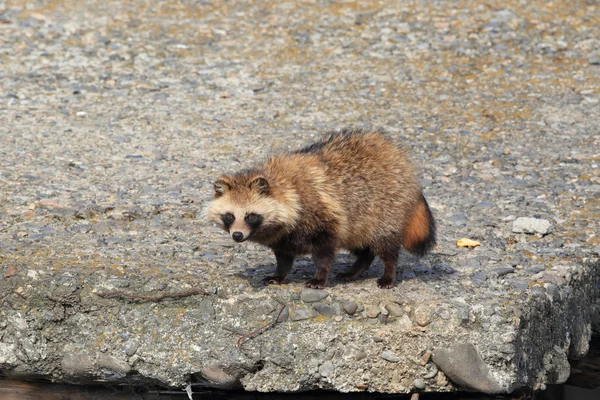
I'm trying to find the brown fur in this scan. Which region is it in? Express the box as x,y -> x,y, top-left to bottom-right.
206,129 -> 436,288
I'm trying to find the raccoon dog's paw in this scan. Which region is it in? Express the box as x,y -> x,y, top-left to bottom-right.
264,276 -> 287,285
305,278 -> 328,289
376,276 -> 396,289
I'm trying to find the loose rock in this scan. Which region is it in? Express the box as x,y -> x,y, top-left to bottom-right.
512,218 -> 553,235
342,301 -> 358,315
301,288 -> 328,303
381,351 -> 400,363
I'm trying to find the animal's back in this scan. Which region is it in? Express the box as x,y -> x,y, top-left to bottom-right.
292,130 -> 424,251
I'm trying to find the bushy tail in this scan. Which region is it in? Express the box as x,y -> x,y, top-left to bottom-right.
401,194 -> 436,257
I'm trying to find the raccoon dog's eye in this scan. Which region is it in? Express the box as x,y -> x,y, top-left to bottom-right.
244,213 -> 263,228
222,213 -> 235,225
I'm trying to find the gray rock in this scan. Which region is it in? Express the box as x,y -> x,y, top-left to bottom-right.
62,352 -> 95,377
412,378 -> 426,390
291,308 -> 317,321
301,288 -> 328,303
276,306 -> 289,323
124,340 -> 139,356
543,346 -> 570,384
318,361 -> 335,377
342,301 -> 358,315
385,303 -> 403,317
492,267 -> 515,277
381,351 -> 400,363
97,354 -> 130,375
313,302 -> 336,318
432,343 -> 506,394
512,218 -> 553,235
199,299 -> 216,321
1,0 -> 599,395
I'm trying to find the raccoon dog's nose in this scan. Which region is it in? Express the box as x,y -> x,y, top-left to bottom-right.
232,231 -> 244,242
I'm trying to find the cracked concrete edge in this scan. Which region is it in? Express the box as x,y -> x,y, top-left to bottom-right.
430,260 -> 599,394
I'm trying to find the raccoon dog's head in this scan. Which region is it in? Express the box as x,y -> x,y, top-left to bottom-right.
206,173 -> 298,244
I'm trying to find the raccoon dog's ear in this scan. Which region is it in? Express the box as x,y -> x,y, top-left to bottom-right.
249,176 -> 270,195
213,177 -> 232,197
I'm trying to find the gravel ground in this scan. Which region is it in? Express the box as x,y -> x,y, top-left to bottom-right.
1,0 -> 599,395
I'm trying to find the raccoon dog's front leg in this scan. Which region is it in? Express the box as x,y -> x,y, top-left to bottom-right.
264,251 -> 295,285
306,242 -> 336,289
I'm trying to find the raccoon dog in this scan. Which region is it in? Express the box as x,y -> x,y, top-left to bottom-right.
206,129 -> 435,289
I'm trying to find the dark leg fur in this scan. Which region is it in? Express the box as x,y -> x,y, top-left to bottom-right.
337,247 -> 375,281
376,247 -> 399,289
264,251 -> 295,285
306,243 -> 336,289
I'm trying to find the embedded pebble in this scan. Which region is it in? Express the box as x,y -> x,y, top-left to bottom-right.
381,351 -> 400,363
301,288 -> 328,303
412,306 -> 432,327
385,303 -> 403,317
313,302 -> 336,318
366,305 -> 381,319
0,0 -> 598,394
412,378 -> 426,390
342,301 -> 358,315
291,308 -> 317,321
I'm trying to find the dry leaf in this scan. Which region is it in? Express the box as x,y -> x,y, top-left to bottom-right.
456,238 -> 481,248
4,265 -> 17,278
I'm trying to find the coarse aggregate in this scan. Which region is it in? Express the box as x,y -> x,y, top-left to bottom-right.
1,0 -> 599,394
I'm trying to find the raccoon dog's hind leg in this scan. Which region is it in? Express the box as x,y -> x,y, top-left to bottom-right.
375,244 -> 400,289
337,247 -> 375,281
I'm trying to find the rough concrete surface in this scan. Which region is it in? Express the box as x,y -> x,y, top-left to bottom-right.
1,0 -> 599,395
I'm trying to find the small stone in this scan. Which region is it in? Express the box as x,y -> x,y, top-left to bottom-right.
315,342 -> 327,351
385,302 -> 403,317
276,306 -> 289,323
62,352 -> 94,377
342,301 -> 358,315
355,350 -> 367,361
318,361 -> 335,377
301,288 -> 328,303
257,300 -> 276,315
412,378 -> 426,390
334,315 -> 343,322
512,217 -> 552,235
97,354 -> 130,374
397,314 -> 414,329
200,364 -> 240,389
472,271 -> 487,282
291,307 -> 317,321
411,393 -> 420,400
419,351 -> 432,366
366,305 -> 380,319
124,340 -> 139,356
492,267 -> 515,277
199,299 -> 216,321
313,302 -> 336,318
412,306 -> 432,327
381,350 -> 400,363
